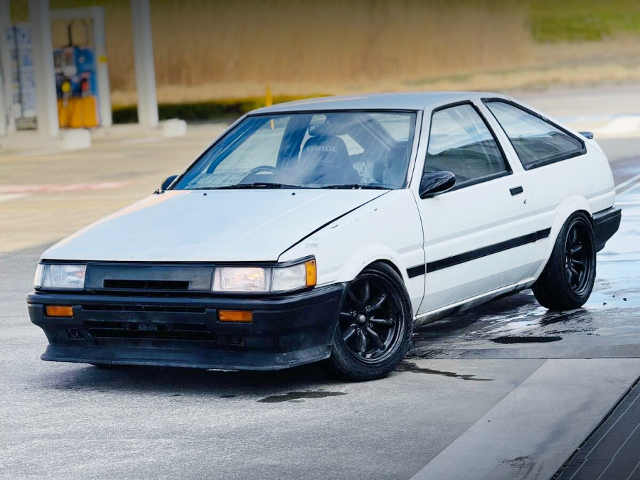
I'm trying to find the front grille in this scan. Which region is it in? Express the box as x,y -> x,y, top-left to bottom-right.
85,264 -> 215,293
82,304 -> 206,313
84,320 -> 216,341
103,279 -> 190,290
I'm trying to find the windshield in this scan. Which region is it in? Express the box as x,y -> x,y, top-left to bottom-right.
173,111 -> 417,190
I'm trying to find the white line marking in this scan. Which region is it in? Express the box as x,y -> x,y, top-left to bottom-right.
615,174 -> 640,194
0,182 -> 130,194
0,193 -> 30,203
618,180 -> 640,197
594,115 -> 640,136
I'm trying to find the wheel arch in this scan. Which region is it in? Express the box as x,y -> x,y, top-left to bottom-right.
533,195 -> 593,280
368,259 -> 404,280
334,245 -> 409,286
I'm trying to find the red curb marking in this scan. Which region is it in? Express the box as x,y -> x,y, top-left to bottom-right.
0,182 -> 130,193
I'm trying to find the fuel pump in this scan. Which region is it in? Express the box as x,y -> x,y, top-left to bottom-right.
54,22 -> 99,128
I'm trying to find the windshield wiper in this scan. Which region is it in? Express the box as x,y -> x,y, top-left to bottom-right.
202,182 -> 305,190
320,184 -> 390,190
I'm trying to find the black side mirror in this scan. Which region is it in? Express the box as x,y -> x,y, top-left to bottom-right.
161,175 -> 178,191
419,171 -> 456,199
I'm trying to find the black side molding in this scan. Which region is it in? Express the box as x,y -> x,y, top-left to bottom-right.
407,265 -> 425,279
406,228 -> 551,277
593,207 -> 621,252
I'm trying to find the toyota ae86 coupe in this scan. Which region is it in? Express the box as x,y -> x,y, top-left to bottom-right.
28,92 -> 621,381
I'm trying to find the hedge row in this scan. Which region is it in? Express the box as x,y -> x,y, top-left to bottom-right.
111,96 -> 320,124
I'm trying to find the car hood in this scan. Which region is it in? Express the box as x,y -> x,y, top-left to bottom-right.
42,189 -> 387,262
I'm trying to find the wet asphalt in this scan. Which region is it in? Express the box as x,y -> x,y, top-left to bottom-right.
0,137 -> 639,480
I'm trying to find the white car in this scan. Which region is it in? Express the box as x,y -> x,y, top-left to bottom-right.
28,92 -> 621,381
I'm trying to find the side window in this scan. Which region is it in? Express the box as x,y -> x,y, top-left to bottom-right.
425,104 -> 509,188
485,101 -> 584,169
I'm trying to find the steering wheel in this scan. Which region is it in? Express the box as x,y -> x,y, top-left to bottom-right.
241,165 -> 276,182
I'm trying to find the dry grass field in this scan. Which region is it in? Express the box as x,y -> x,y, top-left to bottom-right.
9,0 -> 640,105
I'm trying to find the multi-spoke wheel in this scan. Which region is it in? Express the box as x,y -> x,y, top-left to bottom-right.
326,263 -> 412,381
533,212 -> 596,310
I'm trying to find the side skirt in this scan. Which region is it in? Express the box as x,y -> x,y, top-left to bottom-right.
413,279 -> 535,327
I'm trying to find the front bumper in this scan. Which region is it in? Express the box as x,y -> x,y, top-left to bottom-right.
27,284 -> 346,370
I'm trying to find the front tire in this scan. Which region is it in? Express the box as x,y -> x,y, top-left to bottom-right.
326,263 -> 413,381
533,212 -> 596,310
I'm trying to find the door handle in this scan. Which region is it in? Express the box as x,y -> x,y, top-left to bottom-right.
510,186 -> 524,196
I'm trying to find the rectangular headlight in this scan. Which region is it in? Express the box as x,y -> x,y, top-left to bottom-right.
212,258 -> 316,293
213,267 -> 270,292
36,264 -> 87,290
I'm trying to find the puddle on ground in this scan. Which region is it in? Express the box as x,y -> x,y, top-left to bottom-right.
397,361 -> 493,381
258,390 -> 347,403
492,335 -> 563,344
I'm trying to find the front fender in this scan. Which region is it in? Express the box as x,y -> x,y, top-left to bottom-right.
332,244 -> 409,284
278,190 -> 425,314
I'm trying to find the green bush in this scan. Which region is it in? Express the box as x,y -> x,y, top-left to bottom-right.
111,96 -> 322,124
531,0 -> 640,42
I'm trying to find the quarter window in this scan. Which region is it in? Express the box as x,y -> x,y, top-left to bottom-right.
425,104 -> 509,188
485,101 -> 584,169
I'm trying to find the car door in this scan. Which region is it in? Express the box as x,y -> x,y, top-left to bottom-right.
412,100 -> 540,316
481,98 -> 616,268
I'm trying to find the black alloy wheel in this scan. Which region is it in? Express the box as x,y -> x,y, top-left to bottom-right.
564,220 -> 594,296
339,277 -> 402,362
533,212 -> 596,310
326,263 -> 412,381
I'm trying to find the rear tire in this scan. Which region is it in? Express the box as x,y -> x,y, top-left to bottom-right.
326,263 -> 413,381
532,212 -> 596,310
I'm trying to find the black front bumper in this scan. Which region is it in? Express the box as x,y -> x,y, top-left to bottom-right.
27,284 -> 346,370
594,206 -> 622,252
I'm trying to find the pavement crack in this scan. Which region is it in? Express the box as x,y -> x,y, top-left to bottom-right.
397,361 -> 493,381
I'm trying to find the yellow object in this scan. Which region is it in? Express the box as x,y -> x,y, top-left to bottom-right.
266,85 -> 274,129
45,305 -> 73,318
305,259 -> 317,287
57,96 -> 99,129
61,81 -> 71,94
98,55 -> 108,64
265,84 -> 273,107
218,310 -> 253,323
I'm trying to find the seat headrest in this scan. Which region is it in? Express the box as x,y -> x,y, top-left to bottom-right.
299,135 -> 349,166
308,122 -> 345,137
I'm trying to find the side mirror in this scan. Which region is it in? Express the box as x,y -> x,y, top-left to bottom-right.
161,175 -> 178,191
419,171 -> 456,199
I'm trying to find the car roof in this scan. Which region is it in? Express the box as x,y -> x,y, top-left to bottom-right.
251,91 -> 509,114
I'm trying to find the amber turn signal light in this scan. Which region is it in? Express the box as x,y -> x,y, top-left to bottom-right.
45,305 -> 73,318
305,259 -> 317,287
218,310 -> 253,323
